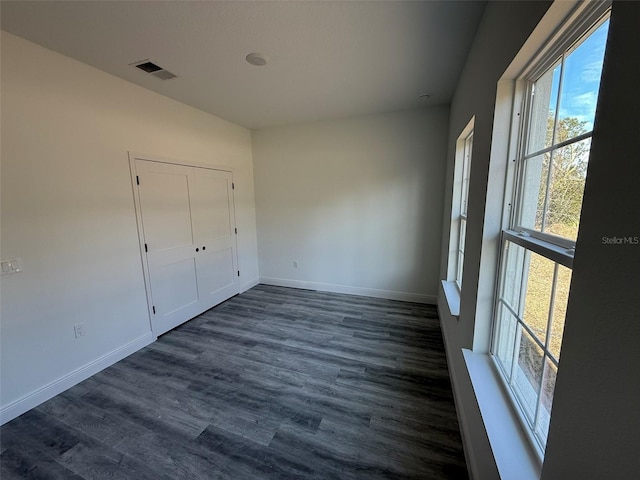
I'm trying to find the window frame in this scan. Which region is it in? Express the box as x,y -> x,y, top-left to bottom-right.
442,118 -> 475,318
489,3 -> 611,458
491,232 -> 572,451
508,6 -> 611,250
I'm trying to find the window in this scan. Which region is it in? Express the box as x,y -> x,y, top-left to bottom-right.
456,131 -> 473,288
491,9 -> 610,454
442,120 -> 474,317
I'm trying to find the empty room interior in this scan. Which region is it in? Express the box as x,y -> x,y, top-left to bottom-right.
1,1 -> 638,479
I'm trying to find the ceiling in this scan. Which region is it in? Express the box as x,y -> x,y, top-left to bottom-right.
1,1 -> 486,130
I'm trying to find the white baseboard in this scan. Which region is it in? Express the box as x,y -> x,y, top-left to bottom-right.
241,276 -> 260,293
259,276 -> 437,304
0,332 -> 154,425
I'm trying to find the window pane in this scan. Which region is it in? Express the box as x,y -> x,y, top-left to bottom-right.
549,265 -> 572,360
456,251 -> 464,287
500,241 -> 526,313
518,153 -> 549,232
527,63 -> 561,154
543,138 -> 591,240
458,218 -> 467,255
535,356 -> 558,445
557,19 -> 609,132
461,177 -> 469,216
523,252 -> 554,345
456,218 -> 466,286
494,241 -> 572,448
494,302 -> 517,377
461,134 -> 472,216
513,328 -> 544,423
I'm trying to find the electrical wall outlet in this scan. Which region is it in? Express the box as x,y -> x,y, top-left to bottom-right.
1,257 -> 23,276
74,323 -> 86,338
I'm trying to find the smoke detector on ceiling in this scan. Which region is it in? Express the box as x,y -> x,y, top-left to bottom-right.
130,60 -> 177,80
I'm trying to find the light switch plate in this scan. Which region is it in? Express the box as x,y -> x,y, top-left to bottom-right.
74,323 -> 87,338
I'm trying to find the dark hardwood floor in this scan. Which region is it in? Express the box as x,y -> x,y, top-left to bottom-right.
0,285 -> 468,479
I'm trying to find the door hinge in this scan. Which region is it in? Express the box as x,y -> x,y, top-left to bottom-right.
136,175 -> 140,185
237,271 -> 240,277
232,182 -> 235,190
152,306 -> 156,314
235,228 -> 238,234
144,243 -> 148,252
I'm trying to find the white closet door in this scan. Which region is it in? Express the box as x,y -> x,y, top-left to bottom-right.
134,159 -> 239,336
136,160 -> 202,335
191,168 -> 239,308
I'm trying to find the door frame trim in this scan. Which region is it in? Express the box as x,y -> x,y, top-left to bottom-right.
128,151 -> 239,336
128,151 -> 235,173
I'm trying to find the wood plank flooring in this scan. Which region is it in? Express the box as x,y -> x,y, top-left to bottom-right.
0,285 -> 468,479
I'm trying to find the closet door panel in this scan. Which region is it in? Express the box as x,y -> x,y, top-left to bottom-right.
135,160 -> 201,335
140,167 -> 194,251
153,258 -> 199,316
191,168 -> 239,306
196,248 -> 236,299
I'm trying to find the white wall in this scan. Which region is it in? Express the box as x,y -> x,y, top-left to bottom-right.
252,108 -> 449,303
0,31 -> 259,421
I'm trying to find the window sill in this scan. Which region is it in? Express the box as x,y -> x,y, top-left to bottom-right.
441,280 -> 460,318
463,349 -> 541,480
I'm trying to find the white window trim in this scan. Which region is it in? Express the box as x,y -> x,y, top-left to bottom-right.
503,230 -> 574,269
441,280 -> 461,318
464,349 -> 541,480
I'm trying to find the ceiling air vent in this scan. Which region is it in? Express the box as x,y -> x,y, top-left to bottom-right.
131,60 -> 177,80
